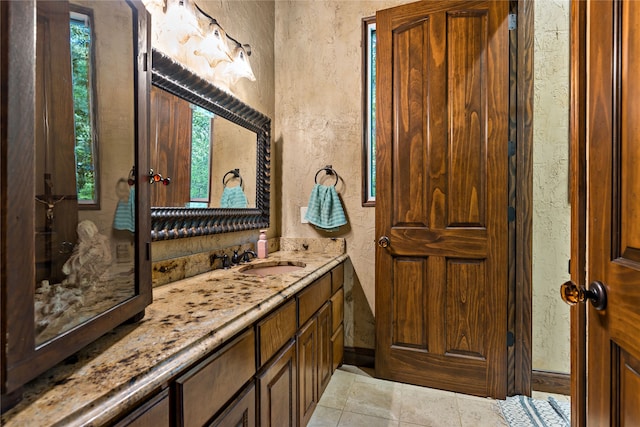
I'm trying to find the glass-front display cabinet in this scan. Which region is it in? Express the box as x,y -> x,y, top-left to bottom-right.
1,0 -> 151,410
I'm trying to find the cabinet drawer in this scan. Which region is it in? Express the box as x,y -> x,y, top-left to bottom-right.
330,288 -> 343,333
176,329 -> 256,427
331,263 -> 344,294
297,273 -> 331,326
256,299 -> 297,366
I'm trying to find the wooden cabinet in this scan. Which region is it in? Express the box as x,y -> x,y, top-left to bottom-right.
114,390 -> 170,427
297,300 -> 333,427
298,273 -> 332,326
317,302 -> 333,396
329,263 -> 345,373
330,288 -> 345,372
1,0 -> 152,408
297,314 -> 318,427
256,299 -> 297,366
257,339 -> 298,427
176,329 -> 255,427
38,262 -> 344,426
209,383 -> 256,427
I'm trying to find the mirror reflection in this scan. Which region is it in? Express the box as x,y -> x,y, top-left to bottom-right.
34,0 -> 137,345
150,50 -> 270,240
150,86 -> 257,208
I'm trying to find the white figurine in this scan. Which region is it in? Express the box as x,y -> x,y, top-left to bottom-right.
62,220 -> 112,287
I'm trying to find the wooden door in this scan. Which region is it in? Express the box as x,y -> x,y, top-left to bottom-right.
150,86 -> 192,207
583,1 -> 640,423
35,1 -> 79,284
375,0 -> 510,398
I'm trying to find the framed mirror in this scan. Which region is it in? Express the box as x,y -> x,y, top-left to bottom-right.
150,50 -> 271,240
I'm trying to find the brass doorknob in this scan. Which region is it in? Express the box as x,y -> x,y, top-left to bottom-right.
560,280 -> 607,311
377,236 -> 390,248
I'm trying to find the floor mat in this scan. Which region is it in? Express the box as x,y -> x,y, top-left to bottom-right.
498,395 -> 570,427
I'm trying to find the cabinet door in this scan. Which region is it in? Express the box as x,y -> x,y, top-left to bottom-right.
209,382 -> 256,427
297,317 -> 317,427
317,302 -> 332,398
330,288 -> 344,373
258,339 -> 297,427
114,389 -> 170,427
1,0 -> 152,400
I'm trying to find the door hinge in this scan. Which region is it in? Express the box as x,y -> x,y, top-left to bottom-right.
508,206 -> 516,222
508,13 -> 517,30
507,331 -> 515,347
508,140 -> 516,157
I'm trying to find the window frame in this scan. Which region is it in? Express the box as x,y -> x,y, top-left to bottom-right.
361,17 -> 376,207
189,104 -> 214,206
70,5 -> 100,210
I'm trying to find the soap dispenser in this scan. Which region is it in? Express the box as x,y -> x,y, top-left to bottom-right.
257,229 -> 268,259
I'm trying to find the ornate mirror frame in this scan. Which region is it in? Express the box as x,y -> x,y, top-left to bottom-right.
150,50 -> 271,240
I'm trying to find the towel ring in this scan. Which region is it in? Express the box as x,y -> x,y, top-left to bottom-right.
223,168 -> 243,188
314,165 -> 339,187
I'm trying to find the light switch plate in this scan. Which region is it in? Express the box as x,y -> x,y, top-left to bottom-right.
300,206 -> 309,223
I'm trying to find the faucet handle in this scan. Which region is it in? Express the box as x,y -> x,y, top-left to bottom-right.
212,253 -> 231,269
231,250 -> 241,265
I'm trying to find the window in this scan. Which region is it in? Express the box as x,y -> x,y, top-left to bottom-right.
189,105 -> 213,207
362,17 -> 376,206
70,9 -> 99,207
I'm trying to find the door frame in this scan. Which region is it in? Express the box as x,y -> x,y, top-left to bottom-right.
569,0 -> 587,424
512,0 -> 534,396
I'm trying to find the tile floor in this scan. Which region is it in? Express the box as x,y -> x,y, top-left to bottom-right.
308,365 -> 570,427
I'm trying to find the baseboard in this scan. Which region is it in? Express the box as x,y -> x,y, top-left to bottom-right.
343,347 -> 375,368
531,370 -> 570,396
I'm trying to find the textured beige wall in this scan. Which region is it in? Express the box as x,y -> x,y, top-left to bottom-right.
76,0 -> 136,264
275,0 -> 409,349
532,0 -> 571,373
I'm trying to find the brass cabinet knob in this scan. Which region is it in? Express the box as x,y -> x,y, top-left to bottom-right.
560,280 -> 607,311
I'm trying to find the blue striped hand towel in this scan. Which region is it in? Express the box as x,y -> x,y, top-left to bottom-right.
304,184 -> 347,231
113,187 -> 135,232
220,186 -> 248,208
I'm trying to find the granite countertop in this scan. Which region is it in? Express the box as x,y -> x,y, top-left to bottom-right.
2,247 -> 348,427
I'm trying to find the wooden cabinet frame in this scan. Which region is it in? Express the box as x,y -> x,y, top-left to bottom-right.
1,0 -> 152,408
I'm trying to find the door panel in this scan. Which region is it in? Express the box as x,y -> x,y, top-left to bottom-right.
586,0 -> 640,424
376,0 -> 509,398
150,86 -> 192,207
35,1 -> 79,285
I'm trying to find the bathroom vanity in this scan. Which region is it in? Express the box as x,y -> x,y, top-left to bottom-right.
1,249 -> 347,426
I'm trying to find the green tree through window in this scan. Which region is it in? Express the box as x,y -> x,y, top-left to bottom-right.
70,12 -> 97,205
191,106 -> 212,203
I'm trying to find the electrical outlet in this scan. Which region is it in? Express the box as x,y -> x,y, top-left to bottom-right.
300,206 -> 309,223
